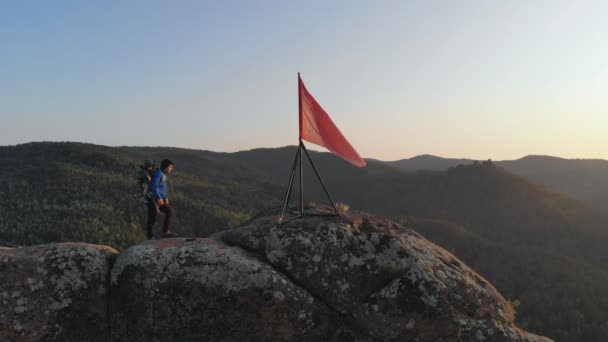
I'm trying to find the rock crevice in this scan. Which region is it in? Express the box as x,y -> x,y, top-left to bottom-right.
220,229 -> 348,319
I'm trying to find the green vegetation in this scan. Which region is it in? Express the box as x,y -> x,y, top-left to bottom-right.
0,142 -> 281,249
1,141 -> 607,341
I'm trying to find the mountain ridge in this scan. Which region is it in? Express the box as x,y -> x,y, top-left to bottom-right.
386,153 -> 608,214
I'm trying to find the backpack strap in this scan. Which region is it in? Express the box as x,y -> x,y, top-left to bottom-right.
156,169 -> 167,186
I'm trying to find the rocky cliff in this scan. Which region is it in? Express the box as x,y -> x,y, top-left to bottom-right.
1,209 -> 552,341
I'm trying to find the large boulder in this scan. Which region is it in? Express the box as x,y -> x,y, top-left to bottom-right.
111,207 -> 553,341
222,208 -> 552,341
109,238 -> 332,341
0,242 -> 118,341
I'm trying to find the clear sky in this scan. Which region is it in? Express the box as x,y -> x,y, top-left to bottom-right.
1,0 -> 607,160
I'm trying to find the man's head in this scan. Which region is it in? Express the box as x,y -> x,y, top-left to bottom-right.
160,159 -> 174,174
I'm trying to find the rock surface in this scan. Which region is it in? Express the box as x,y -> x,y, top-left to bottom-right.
1,208 -> 554,341
217,209 -> 553,342
110,238 -> 332,341
0,242 -> 118,341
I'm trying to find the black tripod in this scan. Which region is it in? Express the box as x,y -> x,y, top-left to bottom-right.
278,140 -> 339,223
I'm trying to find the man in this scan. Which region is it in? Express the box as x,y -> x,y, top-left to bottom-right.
147,159 -> 175,239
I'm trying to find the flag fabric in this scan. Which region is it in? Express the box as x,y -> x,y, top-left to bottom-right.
298,74 -> 367,167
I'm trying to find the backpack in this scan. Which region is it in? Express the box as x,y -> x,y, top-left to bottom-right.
133,162 -> 156,202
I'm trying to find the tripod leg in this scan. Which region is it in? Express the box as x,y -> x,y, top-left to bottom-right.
279,146 -> 301,222
301,144 -> 338,213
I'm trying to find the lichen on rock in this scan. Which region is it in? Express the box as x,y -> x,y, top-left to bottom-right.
218,207 -> 553,342
110,238 -> 332,342
0,242 -> 117,342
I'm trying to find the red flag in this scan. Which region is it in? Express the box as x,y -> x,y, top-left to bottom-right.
298,74 -> 367,167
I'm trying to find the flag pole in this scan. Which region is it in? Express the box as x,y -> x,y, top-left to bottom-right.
298,73 -> 304,215
299,140 -> 304,215
278,73 -> 305,223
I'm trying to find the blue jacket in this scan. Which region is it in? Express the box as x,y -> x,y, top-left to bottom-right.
150,169 -> 168,200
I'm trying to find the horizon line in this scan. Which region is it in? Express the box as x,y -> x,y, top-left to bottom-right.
3,140 -> 607,163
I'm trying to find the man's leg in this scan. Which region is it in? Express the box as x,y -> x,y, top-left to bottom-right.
159,204 -> 173,234
146,201 -> 159,239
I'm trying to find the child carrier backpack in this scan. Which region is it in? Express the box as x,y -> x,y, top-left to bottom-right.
133,160 -> 156,202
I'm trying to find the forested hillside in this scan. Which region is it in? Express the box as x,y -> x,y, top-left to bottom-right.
388,154 -> 608,214
1,141 -> 608,341
0,142 -> 280,248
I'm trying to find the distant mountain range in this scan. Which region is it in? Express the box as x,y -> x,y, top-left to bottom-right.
386,154 -> 608,214
1,142 -> 607,341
